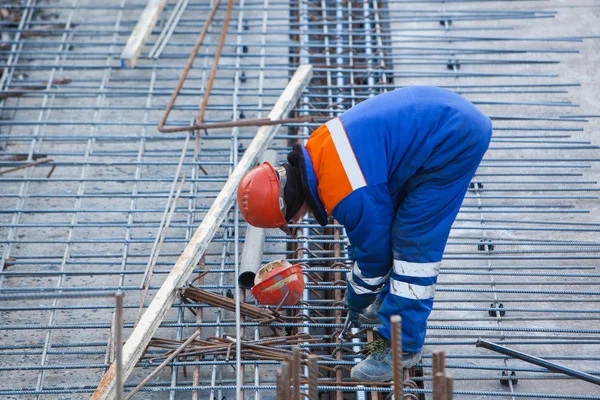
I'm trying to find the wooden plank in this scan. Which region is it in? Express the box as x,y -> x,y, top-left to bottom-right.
120,0 -> 168,68
91,64 -> 313,400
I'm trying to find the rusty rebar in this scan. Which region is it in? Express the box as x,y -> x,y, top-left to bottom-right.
124,331 -> 202,400
46,164 -> 56,178
292,346 -> 302,400
432,350 -> 447,400
332,221 -> 344,400
307,354 -> 319,400
433,372 -> 447,400
432,350 -> 446,376
0,154 -> 46,162
155,0 -> 312,133
276,367 -> 285,399
445,375 -> 454,400
0,78 -> 70,99
367,329 -> 380,400
278,361 -> 291,400
143,333 -> 329,368
179,285 -> 284,323
114,291 -> 124,400
159,116 -> 314,133
391,315 -> 403,400
191,256 -> 205,400
156,0 -> 223,132
0,158 -> 53,175
196,0 -> 235,125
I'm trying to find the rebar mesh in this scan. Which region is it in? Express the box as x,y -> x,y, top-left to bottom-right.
1,0 -> 599,398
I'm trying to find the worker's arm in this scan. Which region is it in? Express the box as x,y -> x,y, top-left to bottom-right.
334,183 -> 394,311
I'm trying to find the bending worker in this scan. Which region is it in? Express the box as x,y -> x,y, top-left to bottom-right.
237,86 -> 492,382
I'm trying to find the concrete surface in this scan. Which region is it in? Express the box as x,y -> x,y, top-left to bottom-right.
0,0 -> 599,399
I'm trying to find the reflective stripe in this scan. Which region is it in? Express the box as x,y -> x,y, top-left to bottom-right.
326,118 -> 366,190
393,260 -> 440,278
390,280 -> 436,300
353,262 -> 389,287
348,273 -> 377,295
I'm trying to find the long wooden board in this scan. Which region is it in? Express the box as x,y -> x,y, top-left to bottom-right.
120,0 -> 168,68
91,64 -> 313,400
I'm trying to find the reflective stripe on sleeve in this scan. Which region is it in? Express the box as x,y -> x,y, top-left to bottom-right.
390,279 -> 436,300
326,118 -> 366,190
393,260 -> 441,278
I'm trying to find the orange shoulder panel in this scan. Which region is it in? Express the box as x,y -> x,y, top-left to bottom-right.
305,124 -> 353,214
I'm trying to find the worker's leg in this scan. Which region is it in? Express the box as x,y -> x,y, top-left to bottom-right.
357,279 -> 389,325
376,125 -> 492,352
351,124 -> 491,381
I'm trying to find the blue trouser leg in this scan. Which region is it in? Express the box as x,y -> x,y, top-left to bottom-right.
376,123 -> 492,352
377,279 -> 390,302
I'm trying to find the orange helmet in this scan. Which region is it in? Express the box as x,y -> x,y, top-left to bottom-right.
237,162 -> 287,229
251,260 -> 304,306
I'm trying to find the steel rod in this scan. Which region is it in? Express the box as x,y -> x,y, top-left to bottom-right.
476,339 -> 600,386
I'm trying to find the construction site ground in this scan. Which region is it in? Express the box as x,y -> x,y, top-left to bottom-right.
1,0 -> 599,399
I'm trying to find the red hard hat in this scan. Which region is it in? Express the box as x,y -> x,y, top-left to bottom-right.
251,260 -> 305,306
237,162 -> 287,229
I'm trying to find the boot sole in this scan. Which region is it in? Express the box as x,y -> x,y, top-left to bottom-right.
350,357 -> 421,382
358,315 -> 380,325
350,367 -> 393,383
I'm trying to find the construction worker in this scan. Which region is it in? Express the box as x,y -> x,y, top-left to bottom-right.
237,86 -> 492,382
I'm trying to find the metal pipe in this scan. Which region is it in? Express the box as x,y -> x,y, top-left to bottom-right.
238,149 -> 279,289
476,339 -> 600,386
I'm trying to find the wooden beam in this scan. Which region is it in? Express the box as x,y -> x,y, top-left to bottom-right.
120,0 -> 168,68
91,64 -> 313,400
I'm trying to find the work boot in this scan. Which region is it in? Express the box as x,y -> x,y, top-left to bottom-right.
358,298 -> 382,325
350,339 -> 421,382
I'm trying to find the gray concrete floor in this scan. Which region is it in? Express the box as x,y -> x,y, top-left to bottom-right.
388,0 -> 600,398
0,0 -> 599,399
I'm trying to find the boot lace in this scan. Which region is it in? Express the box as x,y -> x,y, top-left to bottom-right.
364,338 -> 390,357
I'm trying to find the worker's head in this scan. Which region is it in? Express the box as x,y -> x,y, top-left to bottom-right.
237,160 -> 308,232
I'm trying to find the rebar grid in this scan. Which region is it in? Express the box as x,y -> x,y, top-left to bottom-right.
0,0 -> 599,399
